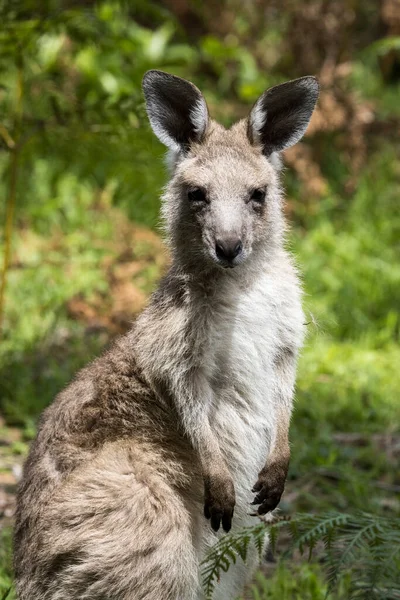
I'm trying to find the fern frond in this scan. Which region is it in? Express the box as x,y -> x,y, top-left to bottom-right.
286,512 -> 349,558
201,522 -> 267,599
202,511 -> 400,599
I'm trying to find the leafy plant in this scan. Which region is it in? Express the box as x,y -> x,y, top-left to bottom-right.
247,563 -> 347,600
202,512 -> 400,599
0,529 -> 14,599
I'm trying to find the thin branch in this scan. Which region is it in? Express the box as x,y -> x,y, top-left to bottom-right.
0,56 -> 23,338
0,124 -> 15,149
1,586 -> 12,600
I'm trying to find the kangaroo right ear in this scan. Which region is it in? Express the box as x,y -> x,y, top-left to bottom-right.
247,76 -> 319,157
142,70 -> 209,153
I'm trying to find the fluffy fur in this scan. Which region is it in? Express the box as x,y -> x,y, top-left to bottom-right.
14,71 -> 318,599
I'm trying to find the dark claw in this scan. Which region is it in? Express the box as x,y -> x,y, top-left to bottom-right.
251,484 -> 270,505
258,497 -> 279,515
211,510 -> 223,532
203,474 -> 235,533
204,505 -> 233,532
252,489 -> 281,515
222,510 -> 233,533
251,492 -> 263,505
251,482 -> 282,514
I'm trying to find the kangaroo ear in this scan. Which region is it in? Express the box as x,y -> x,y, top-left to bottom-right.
247,77 -> 319,156
142,70 -> 209,153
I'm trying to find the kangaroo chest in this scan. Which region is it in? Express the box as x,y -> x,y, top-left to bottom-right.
203,280 -> 283,494
208,279 -> 279,404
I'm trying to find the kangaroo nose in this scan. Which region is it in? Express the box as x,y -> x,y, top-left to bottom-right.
215,238 -> 243,263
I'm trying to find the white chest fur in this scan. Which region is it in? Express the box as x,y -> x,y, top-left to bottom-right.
205,268 -> 303,502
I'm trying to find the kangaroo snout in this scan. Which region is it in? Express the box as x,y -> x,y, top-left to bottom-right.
215,237 -> 243,266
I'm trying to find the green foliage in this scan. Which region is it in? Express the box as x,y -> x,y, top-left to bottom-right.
247,563 -> 347,600
202,522 -> 267,599
0,529 -> 14,600
0,0 -> 214,231
203,512 -> 400,599
295,149 -> 400,342
0,194 -> 165,424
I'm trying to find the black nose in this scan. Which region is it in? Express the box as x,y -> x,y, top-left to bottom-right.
215,238 -> 243,263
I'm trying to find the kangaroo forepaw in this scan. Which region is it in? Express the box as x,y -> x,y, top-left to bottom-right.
251,462 -> 287,515
204,474 -> 235,532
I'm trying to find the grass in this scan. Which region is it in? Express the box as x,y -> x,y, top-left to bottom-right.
245,563 -> 350,600
0,529 -> 14,599
0,194 -> 167,425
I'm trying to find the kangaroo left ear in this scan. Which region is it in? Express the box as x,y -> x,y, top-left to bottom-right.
142,70 -> 209,153
247,77 -> 319,157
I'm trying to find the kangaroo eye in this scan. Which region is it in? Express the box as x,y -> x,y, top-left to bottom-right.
250,188 -> 266,203
188,188 -> 207,202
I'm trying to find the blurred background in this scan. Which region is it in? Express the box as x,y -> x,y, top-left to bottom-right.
0,1 -> 399,597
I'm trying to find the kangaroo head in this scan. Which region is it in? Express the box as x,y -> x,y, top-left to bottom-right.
142,70 -> 319,271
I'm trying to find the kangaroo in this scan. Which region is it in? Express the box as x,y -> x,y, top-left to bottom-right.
13,71 -> 319,600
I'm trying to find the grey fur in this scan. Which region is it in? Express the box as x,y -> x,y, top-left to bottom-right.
14,71 -> 319,599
